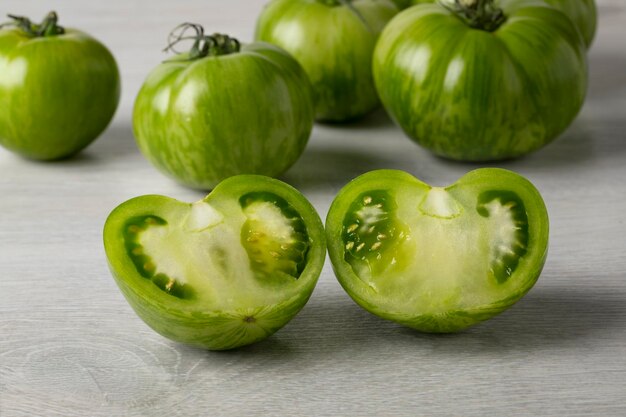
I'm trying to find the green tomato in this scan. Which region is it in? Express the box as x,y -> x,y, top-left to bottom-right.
326,169 -> 549,332
408,0 -> 597,48
0,12 -> 120,160
255,0 -> 398,122
133,29 -> 314,190
104,175 -> 326,350
373,0 -> 587,161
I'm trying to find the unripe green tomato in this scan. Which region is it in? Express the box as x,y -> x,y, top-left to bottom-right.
374,0 -> 588,161
0,12 -> 120,160
256,0 -> 398,122
133,30 -> 314,189
326,168 -> 549,332
104,175 -> 326,350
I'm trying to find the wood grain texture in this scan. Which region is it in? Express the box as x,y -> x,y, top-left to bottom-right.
1,1 -> 625,416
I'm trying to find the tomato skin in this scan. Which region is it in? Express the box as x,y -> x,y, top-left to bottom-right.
409,0 -> 597,48
373,2 -> 587,161
104,175 -> 326,351
133,42 -> 314,190
543,0 -> 597,48
0,28 -> 120,160
326,168 -> 549,333
255,0 -> 398,122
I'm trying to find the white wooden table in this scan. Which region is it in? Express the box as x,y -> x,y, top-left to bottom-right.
1,1 -> 625,416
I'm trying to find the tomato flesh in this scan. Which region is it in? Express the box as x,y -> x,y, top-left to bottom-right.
104,176 -> 325,350
241,192 -> 310,284
327,169 -> 549,332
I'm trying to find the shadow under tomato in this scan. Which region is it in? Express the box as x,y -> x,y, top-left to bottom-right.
74,122 -> 139,164
34,122 -> 139,169
315,107 -> 395,130
166,279 -> 625,373
182,280 -> 398,361
0,122 -> 138,169
283,145 -> 403,192
505,123 -> 596,171
518,116 -> 626,169
426,121 -> 596,174
398,285 -> 626,354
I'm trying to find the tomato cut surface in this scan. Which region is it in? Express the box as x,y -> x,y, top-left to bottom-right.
240,192 -> 310,284
104,176 -> 325,350
326,169 -> 549,332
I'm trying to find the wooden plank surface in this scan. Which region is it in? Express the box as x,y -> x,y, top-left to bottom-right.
1,1 -> 625,416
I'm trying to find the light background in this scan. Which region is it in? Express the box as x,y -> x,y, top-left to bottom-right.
1,1 -> 625,416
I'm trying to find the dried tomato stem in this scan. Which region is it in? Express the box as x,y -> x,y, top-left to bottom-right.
164,23 -> 241,61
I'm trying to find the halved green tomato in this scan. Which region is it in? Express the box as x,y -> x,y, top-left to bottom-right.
326,169 -> 549,332
104,176 -> 325,350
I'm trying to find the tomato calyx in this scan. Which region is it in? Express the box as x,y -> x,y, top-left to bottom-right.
441,0 -> 506,32
163,23 -> 241,61
0,11 -> 65,37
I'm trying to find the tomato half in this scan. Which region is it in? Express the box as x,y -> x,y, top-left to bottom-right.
255,0 -> 398,121
0,12 -> 120,160
409,0 -> 597,48
133,27 -> 314,189
373,0 -> 587,161
326,169 -> 549,332
104,175 -> 326,350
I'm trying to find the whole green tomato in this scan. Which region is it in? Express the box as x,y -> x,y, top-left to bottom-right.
409,0 -> 597,48
104,175 -> 326,350
133,26 -> 314,189
256,0 -> 398,122
0,12 -> 120,160
326,168 -> 549,332
374,0 -> 587,161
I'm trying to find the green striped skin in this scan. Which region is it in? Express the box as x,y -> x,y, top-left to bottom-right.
133,42 -> 314,190
104,175 -> 326,351
326,169 -> 549,333
0,28 -> 120,160
544,0 -> 597,48
373,1 -> 587,161
255,0 -> 398,122
409,0 -> 597,48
